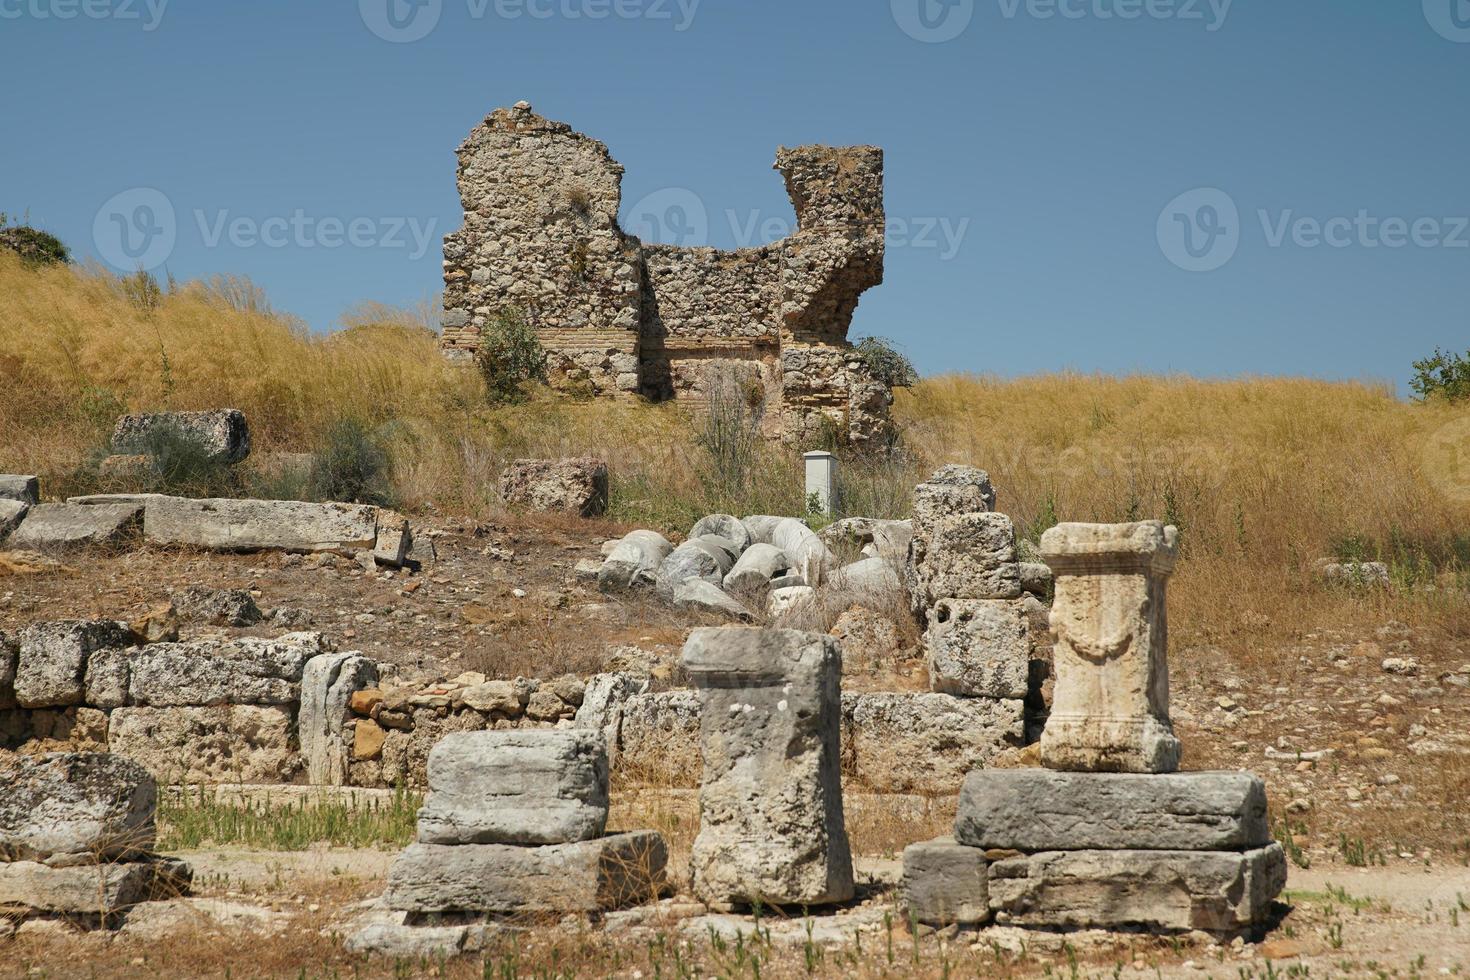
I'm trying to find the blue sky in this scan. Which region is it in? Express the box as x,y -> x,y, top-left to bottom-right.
3,0 -> 1466,392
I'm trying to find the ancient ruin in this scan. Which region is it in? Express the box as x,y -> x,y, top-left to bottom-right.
439,102 -> 894,447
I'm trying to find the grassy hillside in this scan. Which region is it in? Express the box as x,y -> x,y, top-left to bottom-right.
4,253 -> 1470,654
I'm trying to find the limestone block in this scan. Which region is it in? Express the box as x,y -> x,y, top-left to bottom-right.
955,770 -> 1271,852
843,693 -> 1025,794
143,497 -> 379,554
911,512 -> 1022,603
300,652 -> 378,786
740,515 -> 787,545
9,502 -> 143,551
723,543 -> 790,592
0,499 -> 28,541
901,837 -> 989,927
598,530 -> 672,592
383,833 -> 667,914
829,556 -> 902,600
0,474 -> 39,505
683,627 -> 853,910
691,514 -> 752,554
0,857 -> 190,915
911,465 -> 996,530
987,844 -> 1288,933
82,648 -> 133,710
111,409 -> 251,464
497,457 -> 608,517
0,629 -> 16,709
1019,562 -> 1053,596
616,689 -> 701,786
656,539 -> 735,597
573,671 -> 650,764
108,705 -> 297,784
126,633 -> 324,707
673,579 -> 753,621
768,585 -> 816,618
460,680 -> 530,715
925,598 -> 1030,699
0,754 -> 157,865
416,730 -> 608,845
15,620 -> 134,708
1039,521 -> 1181,774
373,509 -> 413,567
171,587 -> 263,627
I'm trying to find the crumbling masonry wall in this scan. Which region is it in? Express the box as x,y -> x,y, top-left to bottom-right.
440,102 -> 893,447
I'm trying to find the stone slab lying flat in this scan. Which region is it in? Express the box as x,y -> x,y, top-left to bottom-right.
142,497 -> 378,553
0,857 -> 191,914
9,502 -> 142,551
416,730 -> 609,846
0,475 -> 39,505
0,754 -> 157,865
384,833 -> 667,914
125,633 -> 326,707
956,770 -> 1270,852
988,844 -> 1287,934
901,837 -> 989,927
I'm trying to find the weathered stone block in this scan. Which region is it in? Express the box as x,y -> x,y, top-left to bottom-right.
1040,521 -> 1181,774
15,620 -> 134,708
912,512 -> 1022,602
0,754 -> 157,865
107,706 -> 297,784
111,409 -> 251,464
171,587 -> 263,627
615,689 -> 701,786
955,770 -> 1271,852
373,509 -> 413,567
300,652 -> 378,786
416,730 -> 608,845
901,837 -> 990,927
498,457 -> 608,517
672,579 -> 753,621
598,530 -> 672,593
0,474 -> 39,505
987,844 -> 1287,933
911,466 -> 996,530
683,627 -> 853,910
723,543 -> 790,592
9,502 -> 143,551
0,630 -> 15,709
925,598 -> 1030,699
0,499 -> 28,541
692,514 -> 752,554
383,833 -> 667,914
127,633 -> 325,707
143,497 -> 379,553
843,693 -> 1025,794
0,857 -> 190,914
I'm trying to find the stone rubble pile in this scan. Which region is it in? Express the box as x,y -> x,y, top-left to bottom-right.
0,753 -> 191,929
901,521 -> 1286,937
350,730 -> 667,956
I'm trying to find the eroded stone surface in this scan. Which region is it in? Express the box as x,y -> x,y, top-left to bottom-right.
0,754 -> 157,864
0,475 -> 39,505
843,693 -> 1025,794
598,530 -> 672,593
111,410 -> 250,464
901,837 -> 990,927
498,458 -> 609,517
143,497 -> 379,554
925,598 -> 1031,699
683,627 -> 853,910
15,621 -> 134,708
300,652 -> 378,786
10,503 -> 142,551
0,857 -> 190,914
127,633 -> 326,707
107,705 -> 297,784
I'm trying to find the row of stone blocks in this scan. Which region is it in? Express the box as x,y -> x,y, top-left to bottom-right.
902,770 -> 1287,935
0,754 -> 192,927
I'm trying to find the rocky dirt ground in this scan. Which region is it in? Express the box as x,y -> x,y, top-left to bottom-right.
3,517 -> 1470,977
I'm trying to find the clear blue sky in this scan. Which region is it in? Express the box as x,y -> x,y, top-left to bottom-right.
3,0 -> 1466,392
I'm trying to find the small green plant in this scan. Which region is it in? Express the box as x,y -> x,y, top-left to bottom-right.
853,335 -> 919,388
158,785 -> 421,850
1411,347 -> 1470,403
1274,818 -> 1312,869
309,417 -> 397,507
0,212 -> 70,265
1339,834 -> 1385,868
476,308 -> 548,404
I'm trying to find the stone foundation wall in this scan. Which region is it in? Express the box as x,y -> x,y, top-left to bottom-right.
439,102 -> 892,447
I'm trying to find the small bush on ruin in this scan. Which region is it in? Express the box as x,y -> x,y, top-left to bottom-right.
309,417 -> 398,507
853,335 -> 919,388
477,308 -> 548,404
1411,347 -> 1470,403
0,212 -> 69,266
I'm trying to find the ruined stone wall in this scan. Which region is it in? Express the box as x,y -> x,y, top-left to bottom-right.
440,102 -> 893,446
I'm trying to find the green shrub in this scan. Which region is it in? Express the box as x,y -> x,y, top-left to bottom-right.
309,418 -> 397,507
853,335 -> 919,388
130,423 -> 240,497
0,213 -> 70,265
1411,347 -> 1470,403
476,308 -> 547,403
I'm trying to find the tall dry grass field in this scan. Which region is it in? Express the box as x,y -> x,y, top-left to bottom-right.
5,254 -> 1470,661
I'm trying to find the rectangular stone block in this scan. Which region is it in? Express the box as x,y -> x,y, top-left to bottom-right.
843,693 -> 1025,795
108,706 -> 296,784
0,754 -> 157,865
143,497 -> 378,553
0,474 -> 39,505
0,499 -> 28,542
416,730 -> 608,845
956,770 -> 1270,852
925,598 -> 1030,699
15,621 -> 134,708
126,633 -> 323,707
0,858 -> 190,914
111,410 -> 250,464
9,502 -> 142,551
901,837 -> 990,927
383,833 -> 667,914
912,513 -> 1022,603
988,844 -> 1287,933
683,627 -> 854,911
